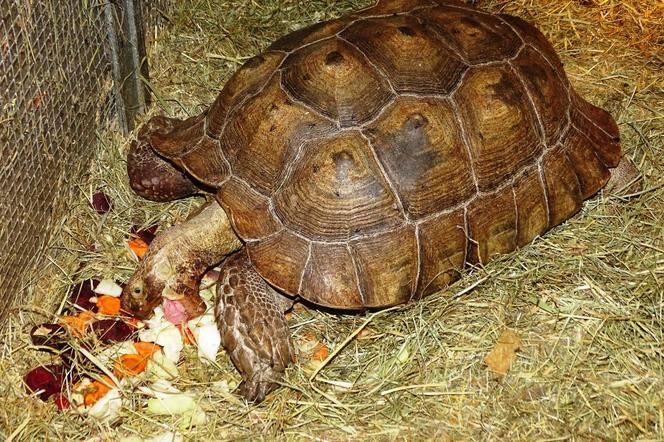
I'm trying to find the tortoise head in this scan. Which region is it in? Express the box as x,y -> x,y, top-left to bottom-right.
121,266 -> 165,319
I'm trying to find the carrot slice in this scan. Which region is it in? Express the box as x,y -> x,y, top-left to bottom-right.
133,341 -> 161,358
312,343 -> 330,362
83,376 -> 115,406
97,295 -> 121,315
127,238 -> 149,259
61,316 -> 87,337
113,354 -> 148,378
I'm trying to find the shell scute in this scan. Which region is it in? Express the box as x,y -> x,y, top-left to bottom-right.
453,64 -> 542,191
273,131 -> 404,241
341,15 -> 467,95
206,51 -> 285,139
415,6 -> 522,64
281,37 -> 394,127
364,96 -> 475,220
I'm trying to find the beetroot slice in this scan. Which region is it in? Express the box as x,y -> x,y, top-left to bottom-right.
30,323 -> 69,351
90,191 -> 112,214
53,393 -> 71,410
130,224 -> 158,244
92,319 -> 134,343
24,364 -> 65,401
68,279 -> 99,312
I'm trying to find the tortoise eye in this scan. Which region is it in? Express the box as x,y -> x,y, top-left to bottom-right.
131,286 -> 143,298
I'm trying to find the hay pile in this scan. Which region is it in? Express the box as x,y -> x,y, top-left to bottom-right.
1,0 -> 662,439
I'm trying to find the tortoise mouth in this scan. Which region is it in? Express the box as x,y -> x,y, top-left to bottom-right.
120,292 -> 161,320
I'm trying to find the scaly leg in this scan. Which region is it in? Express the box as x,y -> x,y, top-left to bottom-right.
605,156 -> 642,195
215,249 -> 295,403
121,201 -> 242,319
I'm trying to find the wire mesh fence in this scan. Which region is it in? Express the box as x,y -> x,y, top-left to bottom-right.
0,0 -> 171,324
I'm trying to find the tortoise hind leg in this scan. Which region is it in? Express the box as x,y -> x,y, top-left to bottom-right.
605,156 -> 642,195
127,115 -> 202,202
215,249 -> 295,403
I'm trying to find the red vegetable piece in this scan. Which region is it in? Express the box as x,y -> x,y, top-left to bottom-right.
130,224 -> 158,245
30,323 -> 68,351
24,364 -> 65,401
68,279 -> 99,311
90,191 -> 112,214
53,393 -> 71,410
92,319 -> 134,343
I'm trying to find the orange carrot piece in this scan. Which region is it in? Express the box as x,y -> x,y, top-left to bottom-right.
113,354 -> 148,378
83,376 -> 114,406
127,238 -> 149,259
97,295 -> 121,315
61,315 -> 87,337
133,341 -> 161,358
312,343 -> 330,362
78,311 -> 96,322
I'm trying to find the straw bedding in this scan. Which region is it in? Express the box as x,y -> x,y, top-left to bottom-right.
0,0 -> 661,439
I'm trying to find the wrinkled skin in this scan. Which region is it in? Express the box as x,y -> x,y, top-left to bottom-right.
121,201 -> 242,320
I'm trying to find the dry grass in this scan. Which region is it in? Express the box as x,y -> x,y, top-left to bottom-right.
1,0 -> 662,440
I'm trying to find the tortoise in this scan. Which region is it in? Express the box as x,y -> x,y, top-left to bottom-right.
121,0 -> 639,402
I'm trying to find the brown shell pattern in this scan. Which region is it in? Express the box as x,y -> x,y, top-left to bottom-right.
179,0 -> 621,308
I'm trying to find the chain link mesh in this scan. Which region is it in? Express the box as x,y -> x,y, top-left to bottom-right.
0,0 -> 171,324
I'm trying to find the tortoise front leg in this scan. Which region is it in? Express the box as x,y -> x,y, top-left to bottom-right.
215,249 -> 295,403
121,201 -> 242,319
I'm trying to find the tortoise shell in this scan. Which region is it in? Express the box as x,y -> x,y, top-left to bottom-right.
150,0 -> 621,309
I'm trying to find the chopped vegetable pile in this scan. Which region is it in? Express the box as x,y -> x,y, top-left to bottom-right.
23,192 -> 338,432
23,220 -> 224,426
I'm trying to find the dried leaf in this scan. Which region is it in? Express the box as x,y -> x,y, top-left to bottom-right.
92,319 -> 135,343
484,329 -> 521,377
30,323 -> 69,351
24,364 -> 66,401
53,393 -> 71,410
130,224 -> 158,245
68,279 -> 99,311
90,191 -> 112,214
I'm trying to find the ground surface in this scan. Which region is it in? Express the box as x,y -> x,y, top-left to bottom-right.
0,0 -> 662,440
